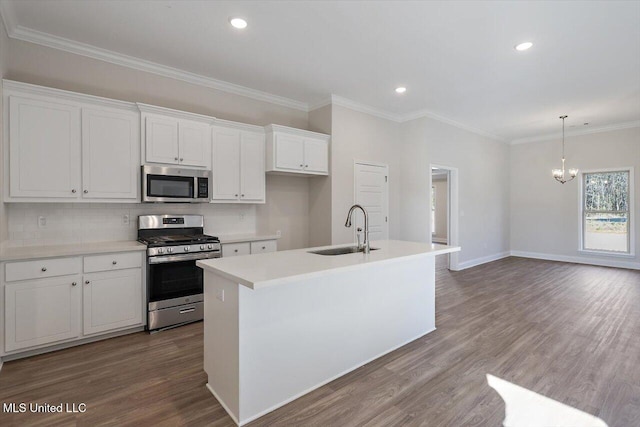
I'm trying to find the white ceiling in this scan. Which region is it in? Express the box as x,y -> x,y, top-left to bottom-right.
1,0 -> 639,142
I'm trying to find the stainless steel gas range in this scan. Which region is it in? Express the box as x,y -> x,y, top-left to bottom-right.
138,214 -> 221,331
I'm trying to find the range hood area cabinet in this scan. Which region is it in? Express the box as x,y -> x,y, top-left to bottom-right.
3,80 -> 140,203
211,121 -> 266,203
265,125 -> 329,176
138,103 -> 212,169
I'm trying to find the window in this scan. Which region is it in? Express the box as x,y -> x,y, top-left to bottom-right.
581,170 -> 632,254
431,185 -> 436,234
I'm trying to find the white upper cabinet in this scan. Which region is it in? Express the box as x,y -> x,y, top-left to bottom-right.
139,104 -> 212,168
4,81 -> 142,203
82,107 -> 139,199
212,121 -> 265,203
266,125 -> 330,176
8,96 -> 82,199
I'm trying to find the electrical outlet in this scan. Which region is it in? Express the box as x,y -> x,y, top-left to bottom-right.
122,214 -> 130,225
38,216 -> 47,228
276,230 -> 282,237
216,289 -> 225,302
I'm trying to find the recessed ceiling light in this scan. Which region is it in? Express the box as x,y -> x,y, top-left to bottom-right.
514,42 -> 533,51
395,87 -> 407,94
229,17 -> 248,29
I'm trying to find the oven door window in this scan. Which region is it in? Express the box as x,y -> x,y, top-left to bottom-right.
147,175 -> 194,199
148,259 -> 203,302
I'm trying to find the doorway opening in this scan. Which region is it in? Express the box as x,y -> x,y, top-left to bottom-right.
430,164 -> 459,270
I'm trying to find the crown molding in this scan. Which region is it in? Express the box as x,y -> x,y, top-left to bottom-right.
0,6 -> 309,112
330,95 -> 403,122
510,120 -> 640,145
307,96 -> 332,112
397,109 -> 507,142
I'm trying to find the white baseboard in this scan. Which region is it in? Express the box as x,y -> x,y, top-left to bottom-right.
453,251 -> 510,271
510,251 -> 640,270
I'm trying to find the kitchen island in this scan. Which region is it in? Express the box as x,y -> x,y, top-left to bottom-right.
196,240 -> 460,425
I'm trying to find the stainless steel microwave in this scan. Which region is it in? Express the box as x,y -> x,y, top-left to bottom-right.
142,165 -> 211,203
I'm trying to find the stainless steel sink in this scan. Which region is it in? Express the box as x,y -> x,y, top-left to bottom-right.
309,246 -> 379,256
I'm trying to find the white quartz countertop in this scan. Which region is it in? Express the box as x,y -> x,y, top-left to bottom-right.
197,240 -> 460,290
0,240 -> 147,261
218,233 -> 280,244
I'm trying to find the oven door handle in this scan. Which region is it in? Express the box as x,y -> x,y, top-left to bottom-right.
148,251 -> 221,264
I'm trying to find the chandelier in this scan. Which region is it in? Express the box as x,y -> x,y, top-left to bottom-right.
552,115 -> 578,184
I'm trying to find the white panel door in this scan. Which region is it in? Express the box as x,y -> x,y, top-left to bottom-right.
212,127 -> 241,200
303,138 -> 328,174
240,132 -> 265,202
5,275 -> 81,352
9,96 -> 81,199
83,269 -> 143,335
145,114 -> 179,164
354,163 -> 389,241
178,120 -> 211,168
82,107 -> 139,199
274,133 -> 304,171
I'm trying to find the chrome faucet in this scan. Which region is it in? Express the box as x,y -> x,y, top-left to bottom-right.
345,204 -> 370,253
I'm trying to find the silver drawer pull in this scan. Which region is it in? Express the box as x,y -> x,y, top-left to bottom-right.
41,267 -> 47,272
72,282 -> 77,286
112,260 -> 117,265
179,307 -> 196,314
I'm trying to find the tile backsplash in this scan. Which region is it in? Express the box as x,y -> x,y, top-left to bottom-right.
5,203 -> 257,247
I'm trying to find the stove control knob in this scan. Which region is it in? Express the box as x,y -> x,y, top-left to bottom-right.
157,248 -> 164,254
167,248 -> 173,253
200,245 -> 205,250
184,247 -> 189,252
208,244 -> 213,249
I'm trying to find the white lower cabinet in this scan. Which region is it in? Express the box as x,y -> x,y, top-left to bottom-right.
4,275 -> 82,352
222,239 -> 278,257
83,269 -> 143,335
2,251 -> 145,356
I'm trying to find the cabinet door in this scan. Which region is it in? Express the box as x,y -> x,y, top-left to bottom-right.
240,132 -> 265,202
250,240 -> 277,254
5,275 -> 81,352
274,133 -> 304,171
304,138 -> 329,174
211,127 -> 241,200
83,269 -> 143,335
145,114 -> 179,164
178,120 -> 211,168
82,107 -> 139,200
222,242 -> 251,257
9,96 -> 81,199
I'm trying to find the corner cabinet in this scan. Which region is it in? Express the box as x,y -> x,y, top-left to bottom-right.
3,80 -> 140,203
211,121 -> 266,203
138,104 -> 212,168
265,124 -> 329,176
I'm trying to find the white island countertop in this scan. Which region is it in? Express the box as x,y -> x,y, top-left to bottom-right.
197,240 -> 459,290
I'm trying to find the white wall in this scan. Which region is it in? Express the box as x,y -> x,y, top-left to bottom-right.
307,105 -> 333,247
432,177 -> 448,241
1,31 -> 311,250
330,105 -> 402,244
510,127 -> 640,268
400,117 -> 511,267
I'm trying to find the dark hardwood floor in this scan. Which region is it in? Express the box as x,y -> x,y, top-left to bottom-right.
1,256 -> 639,426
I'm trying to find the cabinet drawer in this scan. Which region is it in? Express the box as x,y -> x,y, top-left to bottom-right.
250,240 -> 277,254
84,252 -> 142,273
6,257 -> 82,282
222,243 -> 251,257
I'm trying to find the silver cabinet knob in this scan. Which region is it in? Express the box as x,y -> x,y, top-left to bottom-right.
112,260 -> 117,265
84,190 -> 88,194
235,194 -> 238,197
174,157 -> 179,161
180,158 -> 183,161
85,280 -> 90,285
305,165 -> 309,168
72,282 -> 77,286
234,249 -> 238,253
241,194 -> 245,197
41,267 -> 47,272
300,164 -> 304,168
262,246 -> 266,250
71,189 -> 76,193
